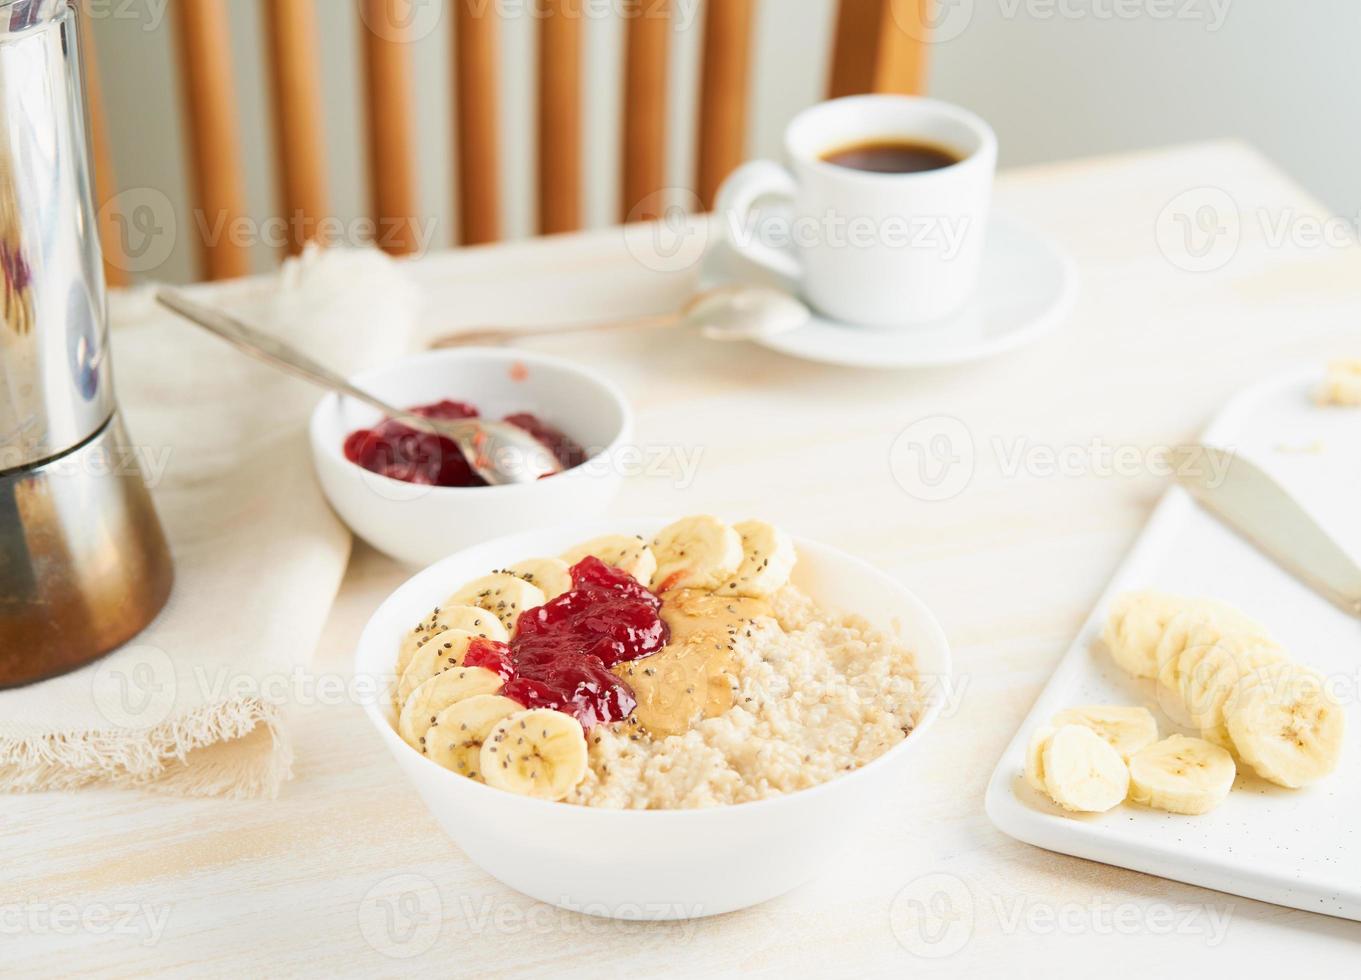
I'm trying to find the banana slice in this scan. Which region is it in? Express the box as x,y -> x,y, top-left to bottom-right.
397,605 -> 508,675
397,665 -> 505,750
650,516 -> 744,592
1224,663 -> 1344,788
425,694 -> 523,780
715,520 -> 797,598
1102,591 -> 1184,679
1156,605 -> 1271,693
1041,724 -> 1130,813
1128,735 -> 1236,815
1052,705 -> 1159,760
480,708 -> 589,801
1179,633 -> 1284,733
445,573 -> 547,635
1024,725 -> 1056,793
560,535 -> 658,587
396,629 -> 479,704
506,558 -> 573,601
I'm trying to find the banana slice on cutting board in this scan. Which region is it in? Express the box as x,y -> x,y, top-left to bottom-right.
1040,724 -> 1130,813
1128,735 -> 1235,815
397,605 -> 509,675
398,666 -> 505,750
480,708 -> 589,801
1224,663 -> 1344,788
1152,602 -> 1268,687
1024,725 -> 1056,793
396,629 -> 479,704
715,520 -> 797,598
1102,591 -> 1184,679
1052,705 -> 1159,760
1178,633 -> 1284,733
445,573 -> 547,634
650,516 -> 744,592
560,535 -> 658,587
506,558 -> 573,601
425,694 -> 523,780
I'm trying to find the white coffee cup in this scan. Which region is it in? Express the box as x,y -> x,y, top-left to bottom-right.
715,95 -> 997,328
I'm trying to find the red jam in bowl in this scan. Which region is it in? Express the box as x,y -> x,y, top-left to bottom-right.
343,399 -> 587,487
470,557 -> 669,729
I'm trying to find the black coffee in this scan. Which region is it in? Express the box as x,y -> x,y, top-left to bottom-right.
821,139 -> 961,174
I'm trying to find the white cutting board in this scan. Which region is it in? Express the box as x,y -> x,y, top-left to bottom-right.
985,368 -> 1361,920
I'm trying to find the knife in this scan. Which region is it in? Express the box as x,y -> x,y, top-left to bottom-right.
1167,446 -> 1361,618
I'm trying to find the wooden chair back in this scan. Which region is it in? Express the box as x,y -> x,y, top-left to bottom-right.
82,0 -> 931,282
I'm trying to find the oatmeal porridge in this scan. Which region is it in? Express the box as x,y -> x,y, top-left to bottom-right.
390,516 -> 924,808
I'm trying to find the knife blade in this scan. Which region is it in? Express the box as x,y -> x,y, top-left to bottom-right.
1167,446 -> 1361,618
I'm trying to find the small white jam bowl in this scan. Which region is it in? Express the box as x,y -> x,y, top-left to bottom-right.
309,348 -> 633,567
355,519 -> 952,920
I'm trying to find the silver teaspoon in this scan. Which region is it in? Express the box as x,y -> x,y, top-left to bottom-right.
429,284 -> 809,349
155,288 -> 563,486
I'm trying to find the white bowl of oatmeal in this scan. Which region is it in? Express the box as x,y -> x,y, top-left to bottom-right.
355,517 -> 951,919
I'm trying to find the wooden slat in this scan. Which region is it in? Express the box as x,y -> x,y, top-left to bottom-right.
536,0 -> 582,235
454,0 -> 500,245
77,15 -> 126,287
620,0 -> 670,222
262,0 -> 329,256
172,0 -> 251,281
696,0 -> 755,210
359,0 -> 419,256
829,0 -> 930,98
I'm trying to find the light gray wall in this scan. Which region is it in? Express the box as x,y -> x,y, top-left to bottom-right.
88,0 -> 1361,284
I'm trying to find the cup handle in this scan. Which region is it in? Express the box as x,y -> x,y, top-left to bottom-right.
714,160 -> 803,286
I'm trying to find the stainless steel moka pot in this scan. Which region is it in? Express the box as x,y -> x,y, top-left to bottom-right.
0,0 -> 171,687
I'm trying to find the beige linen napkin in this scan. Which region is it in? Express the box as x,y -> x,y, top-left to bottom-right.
0,246 -> 419,797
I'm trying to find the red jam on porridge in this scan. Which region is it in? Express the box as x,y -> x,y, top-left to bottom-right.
392,516 -> 924,807
343,398 -> 587,487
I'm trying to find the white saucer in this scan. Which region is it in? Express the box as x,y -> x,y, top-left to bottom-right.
701,213 -> 1077,369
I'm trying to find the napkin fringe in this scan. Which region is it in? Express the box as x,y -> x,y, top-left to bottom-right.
0,698 -> 292,798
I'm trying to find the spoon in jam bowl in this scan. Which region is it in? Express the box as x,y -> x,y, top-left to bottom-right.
155,288 -> 563,486
429,284 -> 810,349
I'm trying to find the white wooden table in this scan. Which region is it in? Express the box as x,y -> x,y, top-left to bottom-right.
5,143 -> 1360,975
